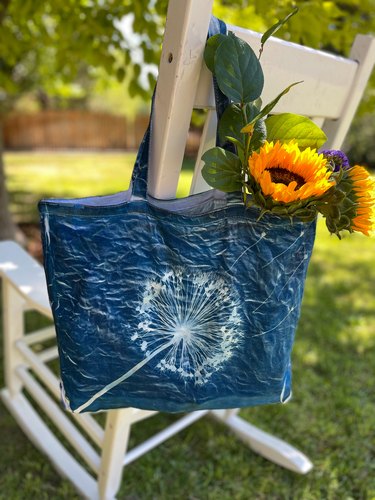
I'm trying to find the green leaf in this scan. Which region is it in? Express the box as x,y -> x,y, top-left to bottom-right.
204,34 -> 227,73
225,136 -> 245,151
214,33 -> 264,103
241,81 -> 302,132
116,67 -> 126,82
250,119 -> 267,150
260,7 -> 299,46
218,102 -> 260,146
265,113 -> 327,149
201,147 -> 242,192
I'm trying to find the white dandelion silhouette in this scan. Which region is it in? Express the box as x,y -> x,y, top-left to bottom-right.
75,268 -> 243,413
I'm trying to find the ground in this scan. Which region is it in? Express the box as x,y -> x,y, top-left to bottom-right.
0,152 -> 374,499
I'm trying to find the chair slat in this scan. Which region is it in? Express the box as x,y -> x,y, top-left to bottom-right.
195,26 -> 358,119
148,0 -> 214,199
149,17 -> 374,199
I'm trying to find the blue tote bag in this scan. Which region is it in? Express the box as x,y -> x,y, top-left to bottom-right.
38,19 -> 316,414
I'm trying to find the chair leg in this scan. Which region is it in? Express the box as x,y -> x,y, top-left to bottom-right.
211,410 -> 313,474
2,281 -> 26,395
1,389 -> 98,499
98,409 -> 132,500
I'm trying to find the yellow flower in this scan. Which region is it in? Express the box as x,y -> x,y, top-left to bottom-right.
249,141 -> 334,203
347,166 -> 375,236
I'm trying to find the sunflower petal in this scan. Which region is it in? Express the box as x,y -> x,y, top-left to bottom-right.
248,140 -> 334,205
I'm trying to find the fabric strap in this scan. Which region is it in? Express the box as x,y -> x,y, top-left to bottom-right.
131,16 -> 230,199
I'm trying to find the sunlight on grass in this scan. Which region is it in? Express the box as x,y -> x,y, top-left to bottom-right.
176,170 -> 195,197
299,217 -> 375,355
5,152 -> 194,200
4,152 -> 195,222
1,152 -> 375,499
5,152 -> 135,198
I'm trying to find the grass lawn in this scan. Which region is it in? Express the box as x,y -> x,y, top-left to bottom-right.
4,151 -> 195,223
1,152 -> 374,499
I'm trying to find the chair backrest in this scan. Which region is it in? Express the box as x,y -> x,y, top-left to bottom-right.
148,0 -> 375,199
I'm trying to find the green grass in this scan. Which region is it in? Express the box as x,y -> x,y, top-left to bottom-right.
1,152 -> 374,499
4,151 -> 195,222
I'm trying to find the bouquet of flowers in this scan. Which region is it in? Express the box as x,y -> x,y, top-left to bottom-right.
201,11 -> 374,238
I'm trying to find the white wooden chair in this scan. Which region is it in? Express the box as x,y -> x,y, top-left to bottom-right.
1,1 -> 374,498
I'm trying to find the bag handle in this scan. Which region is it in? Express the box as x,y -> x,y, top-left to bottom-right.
131,16 -> 230,199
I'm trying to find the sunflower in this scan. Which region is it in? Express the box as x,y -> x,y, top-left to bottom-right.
345,166 -> 375,236
313,164 -> 374,237
249,141 -> 335,204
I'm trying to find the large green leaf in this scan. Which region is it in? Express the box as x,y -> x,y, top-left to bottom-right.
265,113 -> 327,149
241,81 -> 302,132
203,34 -> 227,73
214,33 -> 264,103
201,147 -> 242,192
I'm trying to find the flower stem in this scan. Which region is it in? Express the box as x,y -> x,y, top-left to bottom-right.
241,104 -> 253,205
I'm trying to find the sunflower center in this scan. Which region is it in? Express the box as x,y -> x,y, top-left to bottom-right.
267,167 -> 305,189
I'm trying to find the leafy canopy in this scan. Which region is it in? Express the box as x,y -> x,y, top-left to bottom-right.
0,0 -> 375,105
0,0 -> 374,112
0,0 -> 168,112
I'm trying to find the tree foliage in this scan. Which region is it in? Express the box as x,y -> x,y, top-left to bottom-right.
0,0 -> 374,110
0,0 -> 169,112
0,0 -> 374,240
214,0 -> 375,53
214,0 -> 375,113
0,0 -> 168,239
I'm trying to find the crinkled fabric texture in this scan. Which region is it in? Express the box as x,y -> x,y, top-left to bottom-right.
39,192 -> 316,414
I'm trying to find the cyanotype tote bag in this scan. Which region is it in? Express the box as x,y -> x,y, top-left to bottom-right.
39,19 -> 316,414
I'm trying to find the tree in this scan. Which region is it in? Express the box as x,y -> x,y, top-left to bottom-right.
0,0 -> 374,240
214,0 -> 375,113
0,0 -> 167,240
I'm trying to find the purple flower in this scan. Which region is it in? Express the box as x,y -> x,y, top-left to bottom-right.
321,150 -> 350,172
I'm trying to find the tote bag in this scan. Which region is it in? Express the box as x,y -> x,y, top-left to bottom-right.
39,18 -> 316,414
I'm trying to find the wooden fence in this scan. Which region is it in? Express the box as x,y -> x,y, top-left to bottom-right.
3,110 -> 150,150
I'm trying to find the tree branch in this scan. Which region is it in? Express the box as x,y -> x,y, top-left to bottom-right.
0,0 -> 11,25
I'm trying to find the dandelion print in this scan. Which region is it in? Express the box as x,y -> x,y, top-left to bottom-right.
75,268 -> 243,413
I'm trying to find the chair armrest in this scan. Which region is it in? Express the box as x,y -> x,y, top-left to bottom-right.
0,241 -> 52,318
